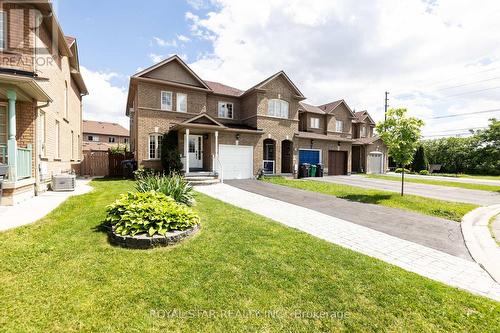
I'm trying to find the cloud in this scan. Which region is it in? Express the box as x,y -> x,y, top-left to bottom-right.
80,67 -> 129,129
177,34 -> 191,42
149,53 -> 164,63
153,36 -> 177,47
186,0 -> 500,136
186,0 -> 210,10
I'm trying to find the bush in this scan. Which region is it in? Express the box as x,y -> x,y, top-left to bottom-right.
135,173 -> 195,206
134,168 -> 159,179
395,168 -> 410,173
161,131 -> 183,174
105,191 -> 200,237
419,170 -> 430,175
412,145 -> 428,172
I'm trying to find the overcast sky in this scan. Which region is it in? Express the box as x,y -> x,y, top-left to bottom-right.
57,0 -> 500,136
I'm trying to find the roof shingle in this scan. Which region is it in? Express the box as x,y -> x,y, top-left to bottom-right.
204,80 -> 244,97
83,120 -> 129,137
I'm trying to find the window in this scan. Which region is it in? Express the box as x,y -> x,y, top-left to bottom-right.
0,11 -> 6,50
124,138 -> 129,144
64,81 -> 68,119
268,99 -> 289,119
55,121 -> 60,159
0,105 -> 6,163
148,134 -> 162,159
38,111 -> 46,156
161,91 -> 173,111
176,93 -> 187,112
335,120 -> 344,132
108,136 -> 116,143
218,102 -> 233,119
87,135 -> 99,142
360,126 -> 367,137
310,117 -> 320,129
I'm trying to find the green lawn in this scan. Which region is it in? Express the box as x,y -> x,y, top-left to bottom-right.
430,173 -> 500,181
0,179 -> 498,332
366,174 -> 500,193
263,177 -> 477,222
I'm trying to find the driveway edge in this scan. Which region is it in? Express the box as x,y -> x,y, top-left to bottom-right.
462,204 -> 500,282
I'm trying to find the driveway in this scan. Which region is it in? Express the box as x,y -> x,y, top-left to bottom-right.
316,175 -> 500,206
226,179 -> 471,260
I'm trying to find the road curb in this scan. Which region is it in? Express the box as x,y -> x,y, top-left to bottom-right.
461,204 -> 500,282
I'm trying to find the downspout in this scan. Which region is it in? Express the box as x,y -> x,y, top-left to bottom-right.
34,101 -> 51,196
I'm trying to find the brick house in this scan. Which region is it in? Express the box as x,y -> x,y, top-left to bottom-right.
82,120 -> 129,152
0,1 -> 87,205
126,55 -> 387,180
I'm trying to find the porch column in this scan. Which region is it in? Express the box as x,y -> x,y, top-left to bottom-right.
184,128 -> 190,173
7,89 -> 17,181
213,130 -> 218,172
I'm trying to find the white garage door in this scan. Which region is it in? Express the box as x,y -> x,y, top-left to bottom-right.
218,145 -> 254,180
367,152 -> 384,174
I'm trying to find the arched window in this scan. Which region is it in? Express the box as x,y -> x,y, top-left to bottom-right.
267,99 -> 289,119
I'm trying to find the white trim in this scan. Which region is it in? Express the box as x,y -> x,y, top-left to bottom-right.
310,117 -> 320,129
176,93 -> 187,112
267,99 -> 289,119
218,101 -> 234,119
148,133 -> 162,160
161,91 -> 173,111
298,148 -> 322,164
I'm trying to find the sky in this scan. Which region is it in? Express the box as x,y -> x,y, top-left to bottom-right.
54,0 -> 500,137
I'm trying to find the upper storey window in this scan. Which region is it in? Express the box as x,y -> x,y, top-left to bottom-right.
310,117 -> 320,129
0,11 -> 6,50
335,120 -> 344,132
360,126 -> 367,137
268,99 -> 289,119
176,93 -> 187,112
218,102 -> 233,119
161,91 -> 173,111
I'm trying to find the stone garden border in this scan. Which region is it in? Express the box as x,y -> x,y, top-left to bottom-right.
108,224 -> 200,249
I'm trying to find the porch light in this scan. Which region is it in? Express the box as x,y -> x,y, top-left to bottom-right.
236,134 -> 240,140
310,139 -> 314,148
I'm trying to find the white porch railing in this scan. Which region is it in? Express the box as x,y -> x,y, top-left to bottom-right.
16,145 -> 32,180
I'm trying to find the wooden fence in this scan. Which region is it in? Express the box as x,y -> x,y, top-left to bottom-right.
80,150 -> 134,177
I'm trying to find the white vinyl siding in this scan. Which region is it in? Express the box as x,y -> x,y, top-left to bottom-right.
218,101 -> 234,119
267,99 -> 289,119
148,134 -> 162,159
161,91 -> 173,111
176,93 -> 187,112
310,117 -> 320,129
335,120 -> 344,132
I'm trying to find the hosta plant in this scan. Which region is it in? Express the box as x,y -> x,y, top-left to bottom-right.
135,172 -> 195,206
105,191 -> 200,237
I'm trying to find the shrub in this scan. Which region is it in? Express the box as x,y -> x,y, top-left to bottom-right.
412,145 -> 428,172
135,173 -> 194,206
105,191 -> 200,237
161,131 -> 183,174
419,170 -> 430,175
134,168 -> 159,179
395,168 -> 411,173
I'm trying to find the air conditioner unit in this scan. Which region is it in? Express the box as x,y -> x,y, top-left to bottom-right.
51,174 -> 76,192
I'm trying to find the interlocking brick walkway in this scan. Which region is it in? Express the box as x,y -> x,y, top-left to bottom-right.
196,183 -> 500,301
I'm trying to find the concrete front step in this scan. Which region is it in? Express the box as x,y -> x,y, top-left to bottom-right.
189,179 -> 221,186
185,176 -> 218,181
186,172 -> 217,177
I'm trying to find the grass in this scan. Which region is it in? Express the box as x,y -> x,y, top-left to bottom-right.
0,179 -> 498,332
262,177 -> 477,222
489,214 -> 500,246
366,174 -> 500,193
429,173 -> 500,181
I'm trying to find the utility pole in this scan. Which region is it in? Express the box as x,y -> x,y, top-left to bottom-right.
384,91 -> 389,121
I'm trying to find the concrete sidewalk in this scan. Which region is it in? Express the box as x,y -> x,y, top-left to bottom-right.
317,175 -> 500,206
0,179 -> 93,232
196,183 -> 500,302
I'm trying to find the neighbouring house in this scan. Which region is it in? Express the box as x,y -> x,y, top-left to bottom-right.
83,120 -> 129,152
126,55 -> 387,180
0,1 -> 87,205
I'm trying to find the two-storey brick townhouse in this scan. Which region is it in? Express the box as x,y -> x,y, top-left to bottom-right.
126,55 -> 387,180
0,1 -> 87,205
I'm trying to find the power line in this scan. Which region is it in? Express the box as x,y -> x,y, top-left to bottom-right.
414,65 -> 500,89
423,127 -> 487,134
436,76 -> 500,91
444,85 -> 500,98
426,108 -> 500,119
422,133 -> 474,138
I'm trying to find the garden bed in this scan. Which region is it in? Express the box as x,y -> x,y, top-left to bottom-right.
108,224 -> 200,249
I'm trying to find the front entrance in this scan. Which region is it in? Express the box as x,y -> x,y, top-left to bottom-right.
328,150 -> 347,175
281,140 -> 293,173
188,135 -> 203,169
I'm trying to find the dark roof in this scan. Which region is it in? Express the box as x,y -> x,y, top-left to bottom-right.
204,80 -> 244,97
354,110 -> 376,124
353,136 -> 381,145
83,120 -> 129,137
295,131 -> 353,142
298,102 -> 325,114
225,123 -> 259,131
318,100 -> 343,113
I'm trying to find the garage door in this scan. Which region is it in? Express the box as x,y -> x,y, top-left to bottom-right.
299,149 -> 321,165
328,151 -> 347,175
218,145 -> 253,179
368,152 -> 383,174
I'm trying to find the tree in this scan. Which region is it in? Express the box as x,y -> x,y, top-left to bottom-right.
411,145 -> 428,172
474,118 -> 500,175
161,131 -> 183,174
376,108 -> 424,195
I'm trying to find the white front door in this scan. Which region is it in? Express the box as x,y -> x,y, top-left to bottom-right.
188,135 -> 203,169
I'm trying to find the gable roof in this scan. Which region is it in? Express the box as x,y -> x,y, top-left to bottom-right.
83,120 -> 129,137
319,99 -> 356,118
298,102 -> 325,114
132,55 -> 211,90
180,113 -> 226,128
204,80 -> 244,97
354,110 -> 376,125
241,71 -> 305,99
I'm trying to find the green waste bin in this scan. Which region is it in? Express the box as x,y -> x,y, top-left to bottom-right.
309,164 -> 317,177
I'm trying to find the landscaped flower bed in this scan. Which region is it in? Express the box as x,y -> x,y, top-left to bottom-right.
105,191 -> 200,249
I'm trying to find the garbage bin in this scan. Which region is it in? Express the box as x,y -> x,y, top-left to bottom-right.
316,164 -> 323,177
309,164 -> 317,177
121,160 -> 137,179
299,163 -> 310,178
